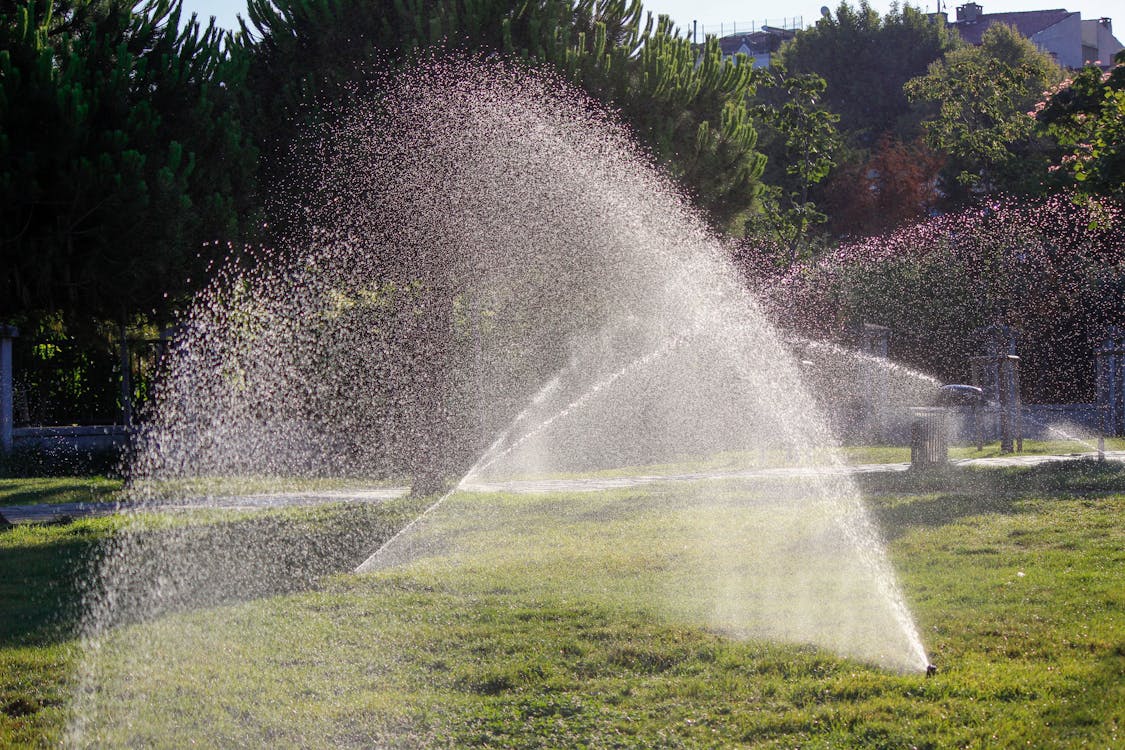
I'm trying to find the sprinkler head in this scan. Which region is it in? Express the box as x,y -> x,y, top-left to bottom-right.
925,663 -> 938,677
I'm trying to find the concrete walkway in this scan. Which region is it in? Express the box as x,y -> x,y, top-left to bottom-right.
459,450 -> 1125,494
954,449 -> 1125,468
0,487 -> 408,525
3,451 -> 1123,525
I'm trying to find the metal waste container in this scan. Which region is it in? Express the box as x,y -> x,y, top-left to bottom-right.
910,407 -> 948,469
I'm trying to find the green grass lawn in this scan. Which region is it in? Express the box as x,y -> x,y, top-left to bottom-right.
0,477 -> 123,508
810,437 -> 1125,466
2,463 -> 1124,747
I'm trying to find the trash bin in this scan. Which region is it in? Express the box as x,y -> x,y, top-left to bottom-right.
911,407 -> 948,469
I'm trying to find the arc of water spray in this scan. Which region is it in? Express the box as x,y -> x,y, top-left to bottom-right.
354,334 -> 685,573
352,373 -> 565,574
711,325 -> 933,671
789,334 -> 943,387
463,334 -> 685,483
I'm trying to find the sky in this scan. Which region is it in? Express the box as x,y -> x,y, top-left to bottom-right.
182,0 -> 1124,39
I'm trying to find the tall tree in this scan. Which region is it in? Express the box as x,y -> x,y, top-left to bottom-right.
778,1 -> 961,147
905,22 -> 1065,201
599,24 -> 766,233
233,0 -> 765,236
0,0 -> 256,323
229,1 -> 769,490
819,134 -> 944,237
748,68 -> 840,265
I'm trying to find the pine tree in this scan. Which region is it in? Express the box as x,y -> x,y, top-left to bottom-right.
233,0 -> 765,236
0,0 -> 256,322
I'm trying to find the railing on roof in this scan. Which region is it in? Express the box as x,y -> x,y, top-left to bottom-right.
693,17 -> 805,40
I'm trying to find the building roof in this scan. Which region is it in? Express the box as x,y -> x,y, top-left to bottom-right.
717,28 -> 795,57
952,9 -> 1073,45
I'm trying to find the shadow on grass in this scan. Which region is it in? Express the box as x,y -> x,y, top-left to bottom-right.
0,498 -> 428,648
859,459 -> 1125,540
0,477 -> 122,508
0,528 -> 101,647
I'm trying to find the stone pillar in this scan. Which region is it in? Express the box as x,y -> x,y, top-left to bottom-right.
1096,326 -> 1125,437
970,323 -> 1021,453
853,322 -> 891,442
1,325 -> 17,453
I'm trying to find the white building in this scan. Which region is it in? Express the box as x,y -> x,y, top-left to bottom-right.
947,3 -> 1123,69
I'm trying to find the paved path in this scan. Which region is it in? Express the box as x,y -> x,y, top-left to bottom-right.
459,450 -> 1125,494
458,460 -> 913,495
0,487 -> 408,525
954,450 -> 1125,468
3,451 -> 1123,525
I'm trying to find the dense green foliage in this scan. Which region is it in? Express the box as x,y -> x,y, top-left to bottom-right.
2,0 -> 1123,421
778,1 -> 961,146
905,23 -> 1066,200
0,0 -> 256,322
1035,51 -> 1125,201
767,194 -> 1125,402
747,3 -> 1125,403
773,2 -> 961,234
747,68 -> 840,264
234,0 -> 765,236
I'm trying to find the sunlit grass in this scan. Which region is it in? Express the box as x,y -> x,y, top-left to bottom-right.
3,463 -> 1124,746
0,475 -> 409,510
0,477 -> 123,507
6,438 -> 1123,509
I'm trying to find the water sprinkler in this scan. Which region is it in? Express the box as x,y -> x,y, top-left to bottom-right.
926,663 -> 938,677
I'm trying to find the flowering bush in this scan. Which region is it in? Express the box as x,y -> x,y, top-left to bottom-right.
1035,52 -> 1125,200
763,194 -> 1125,402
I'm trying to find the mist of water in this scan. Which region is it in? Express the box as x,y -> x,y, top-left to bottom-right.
68,59 -> 930,745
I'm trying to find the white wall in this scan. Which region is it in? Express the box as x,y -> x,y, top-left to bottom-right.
1033,13 -> 1083,69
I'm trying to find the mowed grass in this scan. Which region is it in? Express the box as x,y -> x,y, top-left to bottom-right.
2,463 -> 1124,747
0,477 -> 123,508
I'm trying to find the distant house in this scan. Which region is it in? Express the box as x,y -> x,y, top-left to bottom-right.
945,3 -> 1123,68
717,26 -> 798,68
1082,15 -> 1124,65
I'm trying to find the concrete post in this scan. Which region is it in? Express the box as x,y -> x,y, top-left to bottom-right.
1097,326 -> 1125,438
970,323 -> 1021,453
853,322 -> 891,442
1,325 -> 17,453
119,324 -> 132,427
998,355 -> 1013,454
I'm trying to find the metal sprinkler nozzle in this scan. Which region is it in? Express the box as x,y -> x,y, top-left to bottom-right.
925,663 -> 938,677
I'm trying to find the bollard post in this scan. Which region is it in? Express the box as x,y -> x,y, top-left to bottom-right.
1,325 -> 18,453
